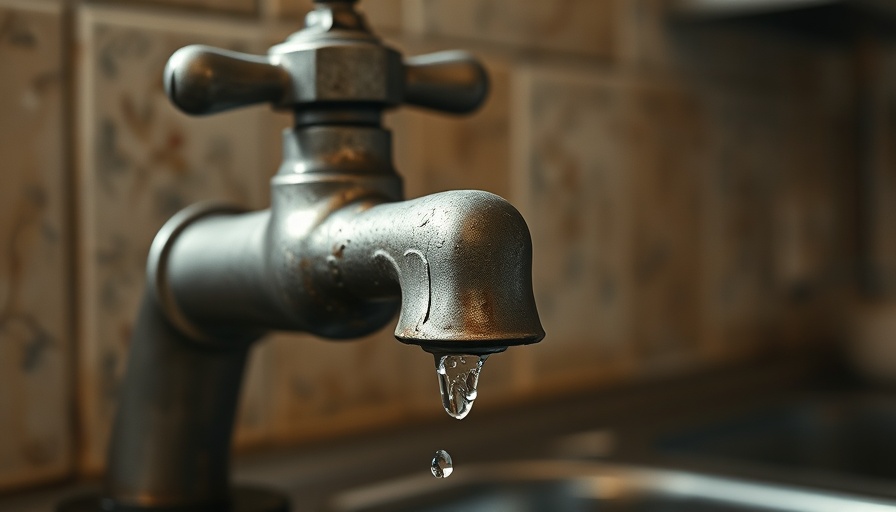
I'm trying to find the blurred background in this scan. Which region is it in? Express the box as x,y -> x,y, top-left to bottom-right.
1,0 -> 893,498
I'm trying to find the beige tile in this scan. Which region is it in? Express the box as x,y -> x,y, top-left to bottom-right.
619,0 -> 842,89
267,327 -> 415,443
233,342 -> 276,447
627,83 -> 705,372
514,59 -> 854,389
626,79 -> 849,364
693,73 -> 851,354
404,0 -> 614,59
0,0 -> 72,490
358,0 -> 403,33
513,67 -> 636,391
698,90 -> 782,356
77,6 -> 273,471
119,0 -> 257,15
615,0 -> 857,351
266,0 -> 401,33
263,0 -> 307,20
511,68 -> 806,387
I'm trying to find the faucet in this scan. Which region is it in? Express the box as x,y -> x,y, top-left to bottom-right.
60,1 -> 543,511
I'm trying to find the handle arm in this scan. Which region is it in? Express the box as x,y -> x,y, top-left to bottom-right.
403,51 -> 490,114
165,45 -> 292,116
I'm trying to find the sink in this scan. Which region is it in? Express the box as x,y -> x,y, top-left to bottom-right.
326,460 -> 896,512
657,393 -> 896,483
24,362 -> 891,512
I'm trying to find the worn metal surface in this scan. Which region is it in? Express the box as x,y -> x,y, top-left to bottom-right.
83,0 -> 544,511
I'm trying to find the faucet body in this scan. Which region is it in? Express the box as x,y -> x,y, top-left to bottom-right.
61,2 -> 544,511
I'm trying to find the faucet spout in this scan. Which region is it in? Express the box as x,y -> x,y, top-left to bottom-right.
331,190 -> 545,354
152,187 -> 544,353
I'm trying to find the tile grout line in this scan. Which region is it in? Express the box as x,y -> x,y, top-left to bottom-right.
61,0 -> 84,487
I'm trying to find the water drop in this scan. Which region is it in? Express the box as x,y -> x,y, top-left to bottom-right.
431,449 -> 453,478
435,354 -> 488,420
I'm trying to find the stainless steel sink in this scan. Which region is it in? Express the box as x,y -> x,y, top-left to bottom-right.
658,393 -> 896,483
327,460 -> 896,512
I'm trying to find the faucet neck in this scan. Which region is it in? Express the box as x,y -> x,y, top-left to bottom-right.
275,125 -> 398,180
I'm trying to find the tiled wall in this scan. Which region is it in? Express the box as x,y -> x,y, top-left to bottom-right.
0,0 -> 860,491
0,0 -> 72,491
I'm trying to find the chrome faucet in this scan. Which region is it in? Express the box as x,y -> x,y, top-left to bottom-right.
60,1 -> 543,511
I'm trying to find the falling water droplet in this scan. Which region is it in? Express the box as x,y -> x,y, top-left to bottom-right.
431,449 -> 453,478
435,354 -> 488,420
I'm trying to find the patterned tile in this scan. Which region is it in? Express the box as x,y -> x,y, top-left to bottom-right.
698,89 -> 783,356
77,6 -> 272,471
120,0 -> 257,15
689,51 -> 856,349
267,328 -> 413,442
619,0 -> 841,88
0,0 -> 72,490
512,66 -> 848,387
617,1 -> 857,353
358,0 -> 403,33
514,67 -> 635,390
627,83 -> 705,371
866,44 -> 896,297
263,0 -> 306,20
770,82 -> 853,345
404,0 -> 615,59
267,0 -> 402,33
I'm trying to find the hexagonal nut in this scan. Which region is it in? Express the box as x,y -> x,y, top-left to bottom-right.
273,42 -> 404,106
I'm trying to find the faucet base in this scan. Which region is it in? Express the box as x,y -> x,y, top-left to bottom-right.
57,487 -> 290,512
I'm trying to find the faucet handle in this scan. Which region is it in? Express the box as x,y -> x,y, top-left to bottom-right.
164,44 -> 490,117
403,51 -> 489,114
164,45 -> 291,115
163,1 -> 489,118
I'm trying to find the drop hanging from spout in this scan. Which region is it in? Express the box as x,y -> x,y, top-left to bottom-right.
435,353 -> 489,420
